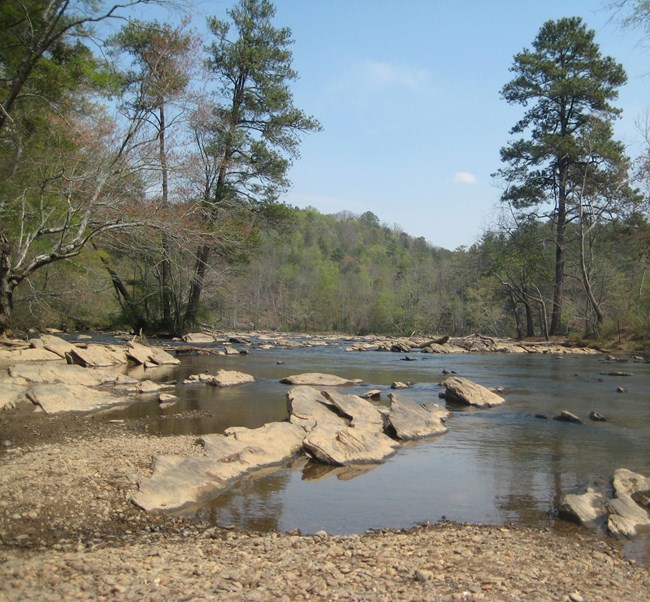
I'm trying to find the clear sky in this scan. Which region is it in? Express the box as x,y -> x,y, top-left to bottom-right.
165,1 -> 650,250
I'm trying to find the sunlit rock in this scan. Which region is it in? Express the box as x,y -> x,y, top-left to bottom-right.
441,376 -> 505,407
384,394 -> 449,440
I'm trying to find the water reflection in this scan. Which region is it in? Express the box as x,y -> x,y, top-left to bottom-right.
109,346 -> 650,563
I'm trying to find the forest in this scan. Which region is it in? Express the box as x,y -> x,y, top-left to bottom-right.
1,0 -> 649,347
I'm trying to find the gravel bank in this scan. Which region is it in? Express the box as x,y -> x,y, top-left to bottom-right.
1,400 -> 649,601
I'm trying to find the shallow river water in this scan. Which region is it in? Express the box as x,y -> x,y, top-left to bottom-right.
112,342 -> 650,562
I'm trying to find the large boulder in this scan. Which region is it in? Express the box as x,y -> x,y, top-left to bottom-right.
612,468 -> 650,508
557,491 -> 608,528
607,494 -> 650,538
286,387 -> 399,465
320,390 -> 384,429
280,373 -> 363,386
133,422 -> 305,512
384,394 -> 449,440
441,376 -> 505,407
302,425 -> 399,466
287,386 -> 346,432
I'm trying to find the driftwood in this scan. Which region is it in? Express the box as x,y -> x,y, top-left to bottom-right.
414,335 -> 449,348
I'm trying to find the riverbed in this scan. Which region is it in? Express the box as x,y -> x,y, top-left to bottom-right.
103,342 -> 650,563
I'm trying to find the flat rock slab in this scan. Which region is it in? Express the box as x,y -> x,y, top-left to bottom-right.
133,422 -> 305,512
303,425 -> 399,466
26,383 -> 130,414
0,384 -> 28,410
287,386 -> 348,432
127,342 -> 180,366
280,373 -> 363,386
66,344 -> 128,367
182,332 -> 215,343
441,376 -> 505,407
185,370 -> 254,387
320,390 -> 384,429
0,347 -> 63,362
39,334 -> 76,358
8,363 -> 123,387
384,394 -> 449,440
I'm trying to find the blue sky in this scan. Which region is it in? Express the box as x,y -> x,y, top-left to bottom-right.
158,1 -> 650,250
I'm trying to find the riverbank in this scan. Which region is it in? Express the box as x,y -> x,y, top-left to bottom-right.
1,397 -> 649,601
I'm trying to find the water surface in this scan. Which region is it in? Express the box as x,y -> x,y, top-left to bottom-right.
113,345 -> 650,563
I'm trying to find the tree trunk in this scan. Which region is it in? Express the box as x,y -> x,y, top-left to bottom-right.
0,233 -> 13,335
550,162 -> 568,336
184,244 -> 211,329
158,100 -> 173,329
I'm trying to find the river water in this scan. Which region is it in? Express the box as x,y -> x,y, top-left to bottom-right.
112,342 -> 650,563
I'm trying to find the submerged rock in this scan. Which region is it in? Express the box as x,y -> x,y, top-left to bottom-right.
589,411 -> 607,422
553,411 -> 583,424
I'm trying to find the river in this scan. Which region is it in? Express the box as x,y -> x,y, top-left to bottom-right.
111,341 -> 650,562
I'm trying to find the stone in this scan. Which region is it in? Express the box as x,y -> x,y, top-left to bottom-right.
361,389 -> 382,400
280,373 -> 363,386
39,334 -> 75,358
553,411 -> 582,424
183,370 -> 254,387
441,376 -> 505,407
0,347 -> 63,362
391,381 -> 410,389
320,390 -> 384,429
384,394 -> 449,440
287,386 -> 349,432
133,422 -> 305,512
607,494 -> 650,538
612,468 -> 650,508
8,363 -> 122,387
302,425 -> 399,466
182,332 -> 215,343
0,384 -> 27,410
26,383 -> 130,414
557,491 -> 608,528
66,344 -> 127,367
589,411 -> 607,422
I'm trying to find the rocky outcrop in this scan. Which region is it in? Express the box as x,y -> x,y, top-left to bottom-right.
613,468 -> 650,509
607,494 -> 650,538
280,373 -> 363,386
441,376 -> 505,407
559,469 -> 650,539
383,394 -> 449,440
132,421 -> 306,512
558,490 -> 608,528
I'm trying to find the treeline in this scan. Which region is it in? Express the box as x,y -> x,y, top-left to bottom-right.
2,1 -> 650,346
13,204 -> 650,344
